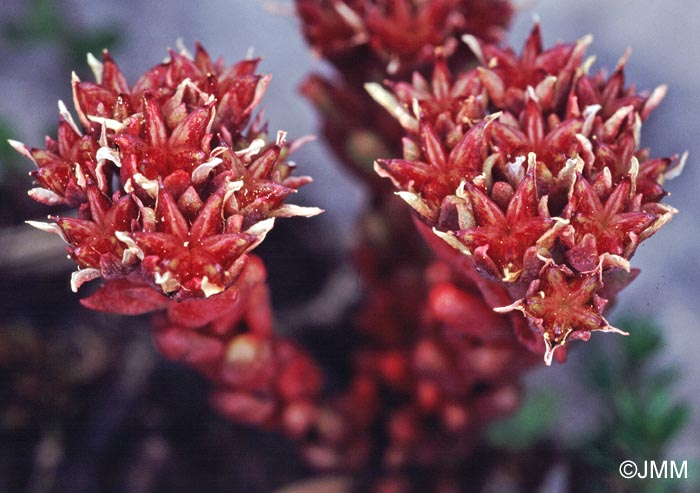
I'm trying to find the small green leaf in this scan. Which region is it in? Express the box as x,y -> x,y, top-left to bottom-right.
655,405 -> 690,443
620,319 -> 662,368
589,354 -> 615,393
486,393 -> 556,451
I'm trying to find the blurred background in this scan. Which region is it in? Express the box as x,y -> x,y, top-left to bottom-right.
0,0 -> 698,492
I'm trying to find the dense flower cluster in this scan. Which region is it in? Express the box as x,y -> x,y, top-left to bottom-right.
371,25 -> 684,363
295,0 -> 512,77
15,45 -> 321,305
16,46 -> 325,436
296,0 -> 514,191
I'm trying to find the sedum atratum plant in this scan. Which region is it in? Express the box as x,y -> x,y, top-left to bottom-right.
366,24 -> 684,364
13,0 -> 685,486
13,45 -> 328,432
15,45 -> 321,303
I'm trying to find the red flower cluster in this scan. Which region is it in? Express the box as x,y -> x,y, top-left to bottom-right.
16,45 -> 321,305
296,0 -> 515,191
371,25 -> 684,363
295,0 -> 512,77
16,46 -> 326,432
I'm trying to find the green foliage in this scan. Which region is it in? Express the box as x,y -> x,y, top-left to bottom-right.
2,0 -> 120,69
578,319 -> 693,493
0,0 -> 121,183
485,319 -> 694,493
0,117 -> 20,181
0,117 -> 16,161
486,393 -> 557,451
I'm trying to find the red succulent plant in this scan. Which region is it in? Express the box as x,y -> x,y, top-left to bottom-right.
296,0 -> 515,190
15,44 -> 327,439
16,45 -> 321,307
370,25 -> 685,363
295,0 -> 512,77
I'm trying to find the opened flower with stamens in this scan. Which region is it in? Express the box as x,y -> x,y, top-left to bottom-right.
17,45 -> 322,308
370,25 -> 685,363
494,262 -> 628,365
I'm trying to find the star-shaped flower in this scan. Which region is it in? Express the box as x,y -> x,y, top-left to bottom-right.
437,157 -> 561,283
563,174 -> 655,270
495,263 -> 627,365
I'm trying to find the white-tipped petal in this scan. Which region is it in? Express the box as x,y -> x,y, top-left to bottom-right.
74,163 -> 87,189
574,135 -> 594,175
58,100 -> 82,136
200,276 -> 224,298
629,156 -> 640,197
432,228 -> 472,257
235,138 -> 266,160
373,161 -> 403,189
598,253 -> 631,273
333,0 -> 365,31
504,155 -> 526,186
204,99 -> 217,131
71,268 -> 101,293
94,160 -> 108,193
462,34 -> 484,64
534,75 -> 556,103
364,82 -> 418,132
96,146 -> 122,168
665,151 -> 688,180
247,74 -> 271,118
557,155 -> 585,199
87,115 -> 125,132
175,38 -> 193,59
455,179 -> 468,200
536,217 -> 570,248
8,139 -> 36,163
603,105 -> 634,140
133,173 -> 159,199
543,334 -> 555,366
633,113 -> 642,148
412,97 -> 422,119
86,52 -> 104,83
276,130 -> 288,147
27,188 -> 63,205
191,157 -> 223,184
581,104 -> 601,137
526,85 -> 539,104
396,191 -> 435,220
26,220 -> 69,243
270,204 -> 324,218
244,217 -> 276,252
115,231 -> 145,262
154,271 -> 181,294
577,33 -> 594,49
602,167 -> 612,190
581,55 -> 596,75
642,84 -> 667,120
597,325 -> 630,336
222,179 -> 244,211
71,71 -> 90,128
639,203 -> 678,242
